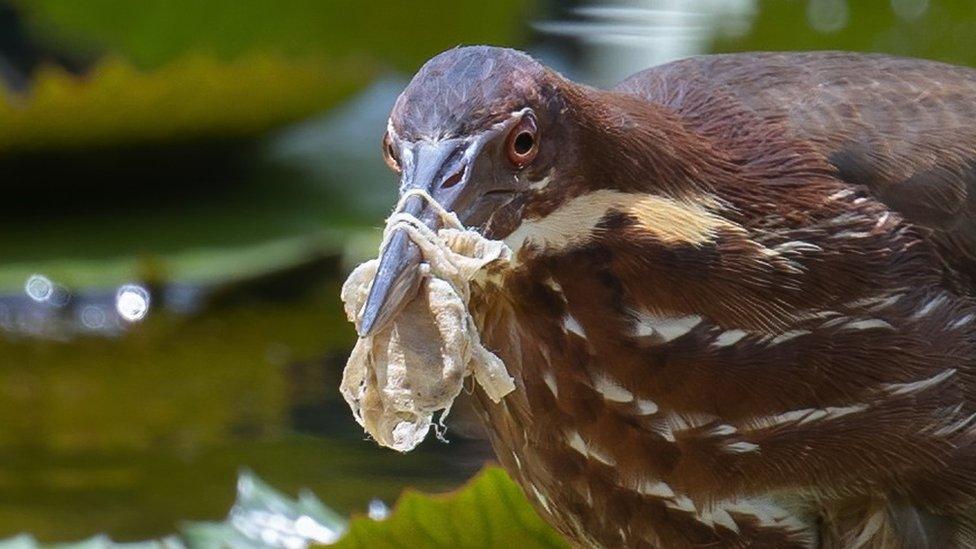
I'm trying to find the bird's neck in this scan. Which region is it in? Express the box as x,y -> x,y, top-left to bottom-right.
557,81 -> 840,221
564,83 -> 734,198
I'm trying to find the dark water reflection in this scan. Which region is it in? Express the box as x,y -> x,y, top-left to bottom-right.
0,266 -> 489,542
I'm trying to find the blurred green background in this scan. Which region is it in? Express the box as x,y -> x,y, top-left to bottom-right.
0,0 -> 973,545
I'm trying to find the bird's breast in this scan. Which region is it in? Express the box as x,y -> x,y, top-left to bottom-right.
468,269 -> 821,548
466,247 -> 975,548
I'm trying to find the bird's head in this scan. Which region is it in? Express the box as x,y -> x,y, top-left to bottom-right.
358,46 -> 584,336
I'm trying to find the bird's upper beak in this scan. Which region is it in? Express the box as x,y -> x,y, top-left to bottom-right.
357,128 -> 507,336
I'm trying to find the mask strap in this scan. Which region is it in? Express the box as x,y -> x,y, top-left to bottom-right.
391,188 -> 464,230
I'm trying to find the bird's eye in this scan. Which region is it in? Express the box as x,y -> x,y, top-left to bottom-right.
382,132 -> 401,173
505,114 -> 539,168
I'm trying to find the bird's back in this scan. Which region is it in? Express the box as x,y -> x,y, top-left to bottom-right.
616,51 -> 976,291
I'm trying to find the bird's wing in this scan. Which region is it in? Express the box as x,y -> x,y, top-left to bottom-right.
615,51 -> 976,290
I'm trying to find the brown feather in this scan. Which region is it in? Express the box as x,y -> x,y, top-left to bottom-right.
616,51 -> 976,290
391,47 -> 976,548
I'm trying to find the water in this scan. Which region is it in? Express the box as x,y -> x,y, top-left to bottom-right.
0,270 -> 489,542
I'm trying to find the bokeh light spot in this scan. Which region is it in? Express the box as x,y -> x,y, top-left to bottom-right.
116,285 -> 151,322
25,274 -> 54,302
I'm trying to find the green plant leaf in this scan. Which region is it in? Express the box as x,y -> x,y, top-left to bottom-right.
334,467 -> 568,549
18,0 -> 533,71
0,467 -> 567,548
0,53 -> 368,154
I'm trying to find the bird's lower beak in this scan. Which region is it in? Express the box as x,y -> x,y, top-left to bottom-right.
356,193 -> 430,337
357,139 -> 474,337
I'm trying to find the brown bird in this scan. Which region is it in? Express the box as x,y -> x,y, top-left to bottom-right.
358,46 -> 976,548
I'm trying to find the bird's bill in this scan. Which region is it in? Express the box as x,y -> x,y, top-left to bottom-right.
357,134 -> 495,337
356,198 -> 425,337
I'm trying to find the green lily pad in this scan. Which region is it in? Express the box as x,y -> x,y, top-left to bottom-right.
335,467 -> 568,549
0,467 -> 567,548
18,0 -> 534,71
0,54 -> 368,155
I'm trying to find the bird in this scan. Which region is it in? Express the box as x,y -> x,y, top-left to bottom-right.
356,46 -> 976,548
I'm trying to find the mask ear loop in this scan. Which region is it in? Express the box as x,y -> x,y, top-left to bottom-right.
375,187 -> 468,283
390,188 -> 464,230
